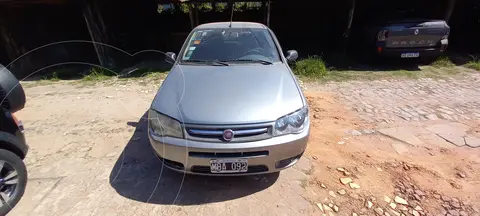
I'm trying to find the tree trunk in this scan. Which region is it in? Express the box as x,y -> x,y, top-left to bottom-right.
227,0 -> 234,22
340,0 -> 356,59
188,3 -> 195,29
194,3 -> 199,26
261,1 -> 266,24
0,10 -> 32,76
83,0 -> 110,67
266,1 -> 271,27
444,0 -> 456,23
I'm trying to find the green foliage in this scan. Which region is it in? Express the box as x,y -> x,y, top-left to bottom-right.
180,3 -> 189,13
198,3 -> 213,12
234,2 -> 262,11
214,2 -> 227,12
50,72 -> 60,81
42,71 -> 60,81
176,2 -> 262,13
465,60 -> 480,71
143,71 -> 168,80
83,67 -> 115,81
157,4 -> 164,13
293,57 -> 328,78
431,56 -> 454,68
390,70 -> 418,78
157,3 -> 176,14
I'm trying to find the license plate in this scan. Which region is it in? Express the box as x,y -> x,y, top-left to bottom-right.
210,159 -> 248,173
401,52 -> 420,58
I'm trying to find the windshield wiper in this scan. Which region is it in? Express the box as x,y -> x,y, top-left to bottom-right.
183,59 -> 229,66
223,59 -> 273,65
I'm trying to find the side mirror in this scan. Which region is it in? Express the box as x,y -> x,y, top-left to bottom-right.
285,50 -> 298,62
165,52 -> 176,64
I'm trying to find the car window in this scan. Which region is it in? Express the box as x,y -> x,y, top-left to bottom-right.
180,28 -> 281,63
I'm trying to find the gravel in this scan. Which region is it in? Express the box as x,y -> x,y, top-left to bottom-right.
375,208 -> 384,215
314,73 -> 480,124
349,183 -> 361,189
448,209 -> 460,216
366,201 -> 373,209
340,177 -> 353,185
394,196 -> 408,205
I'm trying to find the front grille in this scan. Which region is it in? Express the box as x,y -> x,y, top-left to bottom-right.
190,165 -> 268,174
189,151 -> 269,158
185,123 -> 273,143
188,128 -> 268,137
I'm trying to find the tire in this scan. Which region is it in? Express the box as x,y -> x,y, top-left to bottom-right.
0,149 -> 27,216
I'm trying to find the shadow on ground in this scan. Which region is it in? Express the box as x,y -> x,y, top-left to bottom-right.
109,112 -> 279,205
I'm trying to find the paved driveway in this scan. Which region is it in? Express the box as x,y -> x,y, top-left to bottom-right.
10,71 -> 480,215
10,83 -> 314,216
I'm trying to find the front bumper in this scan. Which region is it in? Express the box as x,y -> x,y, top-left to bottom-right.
148,124 -> 309,176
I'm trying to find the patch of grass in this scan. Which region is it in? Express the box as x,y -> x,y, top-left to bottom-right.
431,56 -> 455,68
465,60 -> 480,71
293,57 -> 328,78
51,72 -> 60,81
390,70 -> 419,78
82,67 -> 115,81
41,71 -> 61,81
143,71 -> 168,80
291,56 -> 458,81
21,80 -> 55,88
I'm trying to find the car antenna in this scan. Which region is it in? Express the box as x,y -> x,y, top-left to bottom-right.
229,2 -> 234,28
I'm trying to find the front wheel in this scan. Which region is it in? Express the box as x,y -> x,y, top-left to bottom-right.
0,149 -> 27,215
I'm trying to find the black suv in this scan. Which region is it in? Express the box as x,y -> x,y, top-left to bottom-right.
0,65 -> 28,215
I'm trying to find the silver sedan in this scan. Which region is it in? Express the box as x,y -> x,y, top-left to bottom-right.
148,22 -> 309,175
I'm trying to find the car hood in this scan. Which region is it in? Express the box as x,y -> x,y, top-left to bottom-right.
151,63 -> 304,124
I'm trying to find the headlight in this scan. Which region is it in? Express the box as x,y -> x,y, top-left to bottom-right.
273,106 -> 308,136
148,109 -> 184,138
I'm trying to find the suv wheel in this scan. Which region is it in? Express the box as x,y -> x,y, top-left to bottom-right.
0,149 -> 27,215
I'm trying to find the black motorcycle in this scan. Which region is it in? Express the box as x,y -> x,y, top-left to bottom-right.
0,64 -> 28,215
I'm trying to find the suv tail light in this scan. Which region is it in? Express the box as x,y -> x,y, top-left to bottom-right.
377,30 -> 389,41
11,113 -> 24,132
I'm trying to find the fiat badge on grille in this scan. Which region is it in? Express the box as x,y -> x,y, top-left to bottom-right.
223,129 -> 234,141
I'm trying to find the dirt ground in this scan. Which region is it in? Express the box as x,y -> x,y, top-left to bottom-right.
9,74 -> 480,216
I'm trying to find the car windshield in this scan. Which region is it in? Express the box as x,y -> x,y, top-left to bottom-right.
180,28 -> 281,64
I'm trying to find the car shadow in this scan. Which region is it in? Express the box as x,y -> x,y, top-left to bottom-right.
109,112 -> 279,205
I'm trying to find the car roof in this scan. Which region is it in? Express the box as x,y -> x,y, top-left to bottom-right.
195,22 -> 267,30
